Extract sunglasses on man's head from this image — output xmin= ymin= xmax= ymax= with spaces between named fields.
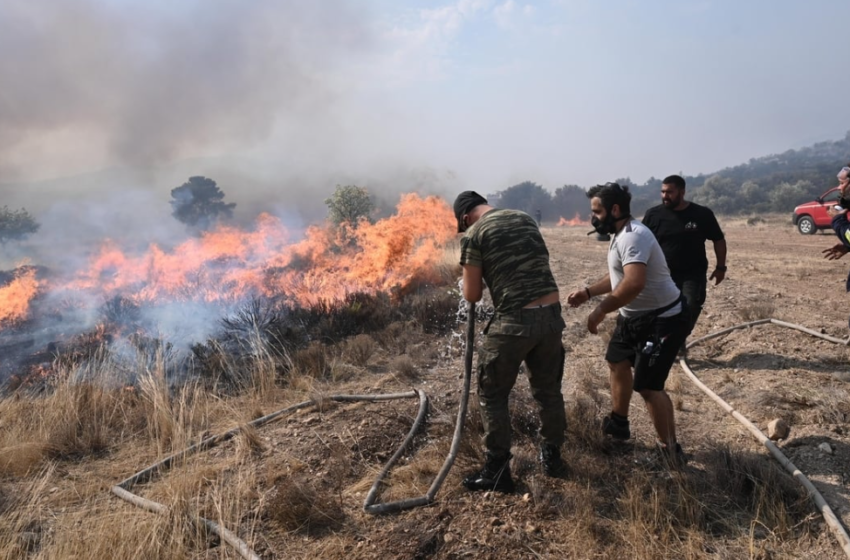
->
xmin=838 ymin=167 xmax=850 ymax=179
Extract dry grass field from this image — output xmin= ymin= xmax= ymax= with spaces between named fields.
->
xmin=1 ymin=213 xmax=849 ymax=559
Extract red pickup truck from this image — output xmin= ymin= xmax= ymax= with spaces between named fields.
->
xmin=793 ymin=187 xmax=841 ymax=234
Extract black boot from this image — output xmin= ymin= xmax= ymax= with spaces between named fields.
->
xmin=602 ymin=412 xmax=630 ymax=441
xmin=462 ymin=452 xmax=515 ymax=493
xmin=539 ymin=444 xmax=567 ymax=477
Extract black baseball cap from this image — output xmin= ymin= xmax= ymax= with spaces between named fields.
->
xmin=453 ymin=191 xmax=488 ymax=233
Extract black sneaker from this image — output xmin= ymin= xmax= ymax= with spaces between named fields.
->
xmin=602 ymin=413 xmax=630 ymax=441
xmin=539 ymin=444 xmax=568 ymax=478
xmin=462 ymin=453 xmax=515 ymax=493
xmin=656 ymin=441 xmax=688 ymax=469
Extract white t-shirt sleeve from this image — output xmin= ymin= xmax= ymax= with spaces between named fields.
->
xmin=618 ymin=231 xmax=652 ymax=266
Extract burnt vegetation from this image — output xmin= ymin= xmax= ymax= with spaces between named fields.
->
xmin=0 ymin=265 xmax=462 ymax=394
xmin=188 ymin=288 xmax=459 ymax=390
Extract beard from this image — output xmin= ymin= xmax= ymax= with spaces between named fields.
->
xmin=662 ymin=194 xmax=684 ymax=208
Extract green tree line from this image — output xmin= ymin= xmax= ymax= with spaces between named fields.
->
xmin=489 ymin=131 xmax=850 ymax=218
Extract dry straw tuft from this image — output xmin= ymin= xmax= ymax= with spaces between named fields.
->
xmin=390 ymin=355 xmax=418 ymax=380
xmin=343 ymin=334 xmax=377 ymax=367
xmin=265 ymin=475 xmax=345 ymax=533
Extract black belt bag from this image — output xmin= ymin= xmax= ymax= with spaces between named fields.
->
xmin=620 ymin=294 xmax=686 ymax=340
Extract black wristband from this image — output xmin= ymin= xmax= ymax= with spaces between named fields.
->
xmin=715 ymin=266 xmax=727 ymax=271
xmin=585 ymin=287 xmax=592 ymax=299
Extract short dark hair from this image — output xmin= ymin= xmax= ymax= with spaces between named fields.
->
xmin=662 ymin=175 xmax=686 ymax=190
xmin=587 ymin=182 xmax=631 ymax=215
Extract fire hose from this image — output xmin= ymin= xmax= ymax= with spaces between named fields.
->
xmin=680 ymin=318 xmax=850 ymax=559
xmin=107 ymin=309 xmax=850 ymax=557
xmin=110 ymin=301 xmax=477 ymax=559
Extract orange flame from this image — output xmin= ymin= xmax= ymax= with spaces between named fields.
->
xmin=557 ymin=212 xmax=590 ymax=227
xmin=269 ymin=194 xmax=456 ymax=304
xmin=17 ymin=194 xmax=456 ymax=319
xmin=0 ymin=268 xmax=40 ymax=325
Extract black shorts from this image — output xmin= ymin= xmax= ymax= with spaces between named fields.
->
xmin=605 ymin=310 xmax=690 ymax=392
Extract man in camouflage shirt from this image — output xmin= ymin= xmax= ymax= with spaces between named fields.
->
xmin=455 ymin=191 xmax=567 ymax=493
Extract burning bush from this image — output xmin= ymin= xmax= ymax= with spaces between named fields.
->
xmin=0 ymin=193 xmax=462 ymax=389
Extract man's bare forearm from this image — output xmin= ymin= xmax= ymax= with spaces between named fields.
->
xmin=713 ymin=239 xmax=727 ymax=268
xmin=586 ymin=275 xmax=612 ymax=298
xmin=596 ymin=284 xmax=642 ymax=315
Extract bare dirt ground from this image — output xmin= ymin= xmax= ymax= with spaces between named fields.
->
xmin=1 ymin=214 xmax=849 ymax=559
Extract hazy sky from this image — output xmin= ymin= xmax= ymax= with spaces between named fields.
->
xmin=2 ymin=0 xmax=849 ymax=193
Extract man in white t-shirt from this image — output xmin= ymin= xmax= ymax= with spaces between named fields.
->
xmin=567 ymin=182 xmax=690 ymax=467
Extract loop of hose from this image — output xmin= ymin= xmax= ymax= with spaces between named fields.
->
xmin=112 ymin=301 xmax=478 ymax=557
xmin=681 ymin=318 xmax=850 ymax=558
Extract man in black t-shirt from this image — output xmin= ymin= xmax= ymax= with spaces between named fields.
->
xmin=642 ymin=175 xmax=727 ymax=336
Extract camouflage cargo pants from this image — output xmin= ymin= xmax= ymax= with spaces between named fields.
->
xmin=476 ymin=303 xmax=567 ymax=457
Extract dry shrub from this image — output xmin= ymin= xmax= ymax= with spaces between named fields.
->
xmin=618 ymin=470 xmax=707 ymax=557
xmin=390 ymin=355 xmax=418 ymax=380
xmin=736 ymin=300 xmax=775 ymax=322
xmin=194 ymin=461 xmax=264 ymax=549
xmin=812 ymin=387 xmax=850 ymax=423
xmin=375 ymin=321 xmax=416 ymax=354
xmin=0 ymin=443 xmax=51 ymax=478
xmin=246 ymin=335 xmax=284 ymax=399
xmin=161 ymin=464 xmax=222 ymax=510
xmin=610 ymin=445 xmax=814 ymax=558
xmin=404 ymin=290 xmax=459 ymax=334
xmin=0 ymin=362 xmax=142 ymax=475
xmin=46 ymin=505 xmax=206 ymax=559
xmin=382 ymin=444 xmax=444 ymax=501
xmin=566 ymin=397 xmax=605 ymax=452
xmin=705 ymin=446 xmax=810 ymax=533
xmin=323 ymin=440 xmax=357 ymax=490
xmin=44 ymin=383 xmax=123 ymax=460
xmin=0 ymin=468 xmax=54 ymax=558
xmin=302 ymin=292 xmax=397 ymax=341
xmin=287 ymin=369 xmax=318 ymax=393
xmin=329 ymin=359 xmax=360 ymax=383
xmin=528 ymin=477 xmax=596 ymax=522
xmin=265 ymin=474 xmax=344 ymax=533
xmin=236 ymin=424 xmax=267 ymax=460
xmin=414 ymin=344 xmax=441 ymax=367
xmin=190 ymin=339 xmax=232 ymax=385
xmin=139 ymin=373 xmax=211 ymax=454
xmin=343 ymin=334 xmax=376 ymax=367
xmin=292 ymin=342 xmax=331 ymax=379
